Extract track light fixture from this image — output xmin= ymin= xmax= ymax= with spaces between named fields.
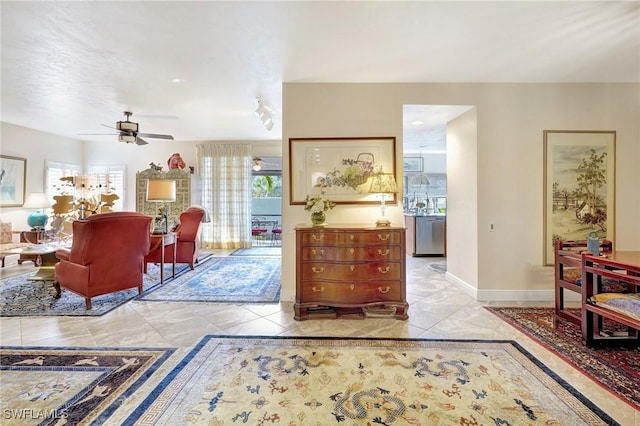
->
xmin=255 ymin=98 xmax=275 ymax=131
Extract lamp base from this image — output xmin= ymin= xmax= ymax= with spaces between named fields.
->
xmin=375 ymin=217 xmax=391 ymax=227
xmin=27 ymin=211 xmax=48 ymax=230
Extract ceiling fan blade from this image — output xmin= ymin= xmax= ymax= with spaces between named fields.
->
xmin=137 ymin=132 xmax=174 ymax=140
xmin=136 ymin=137 xmax=149 ymax=146
xmin=78 ymin=133 xmax=118 ymax=136
xmin=135 ymin=114 xmax=179 ymax=120
xmin=100 ymin=123 xmax=118 ymax=130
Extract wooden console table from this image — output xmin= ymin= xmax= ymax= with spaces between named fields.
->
xmin=581 ymin=251 xmax=640 ymax=346
xmin=294 ymin=224 xmax=408 ymax=320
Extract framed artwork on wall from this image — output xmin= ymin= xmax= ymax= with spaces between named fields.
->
xmin=403 ymin=157 xmax=423 ymax=173
xmin=289 ymin=137 xmax=397 ymax=205
xmin=543 ymin=130 xmax=616 ymax=266
xmin=0 ymin=155 xmax=27 ymax=207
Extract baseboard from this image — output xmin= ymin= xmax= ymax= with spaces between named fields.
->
xmin=445 ymin=272 xmax=562 ymax=302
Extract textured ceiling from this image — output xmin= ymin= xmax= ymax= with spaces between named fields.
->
xmin=2 ymin=1 xmax=638 ymax=152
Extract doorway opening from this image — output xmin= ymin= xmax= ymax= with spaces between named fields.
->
xmin=251 ymin=156 xmax=282 ymax=246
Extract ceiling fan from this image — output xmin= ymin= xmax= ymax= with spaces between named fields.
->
xmin=252 ymin=157 xmax=280 ymax=171
xmin=79 ymin=111 xmax=175 ymax=145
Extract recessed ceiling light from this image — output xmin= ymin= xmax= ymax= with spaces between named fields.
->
xmin=411 ymin=120 xmax=424 ymax=125
xmin=171 ymin=78 xmax=183 ymax=83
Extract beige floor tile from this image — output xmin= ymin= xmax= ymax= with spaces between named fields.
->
xmin=1 ymin=253 xmax=637 ymax=424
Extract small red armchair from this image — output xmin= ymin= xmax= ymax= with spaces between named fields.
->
xmin=54 ymin=212 xmax=152 ymax=309
xmin=144 ymin=206 xmax=204 ymax=272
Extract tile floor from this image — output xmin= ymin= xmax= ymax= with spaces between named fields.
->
xmin=0 ymin=252 xmax=637 ymax=424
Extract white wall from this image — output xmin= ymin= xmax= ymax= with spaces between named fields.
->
xmin=281 ymin=82 xmax=640 ymax=303
xmin=1 ymin=120 xmax=281 ymax=229
xmin=84 ymin=139 xmax=281 ymax=210
xmin=0 ymin=122 xmax=83 ymax=228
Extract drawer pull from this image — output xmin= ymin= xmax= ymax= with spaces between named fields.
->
xmin=311 ymin=234 xmax=324 ymax=241
xmin=311 ymin=267 xmax=325 ymax=274
xmin=312 ymin=249 xmax=325 ymax=257
xmin=378 ymin=286 xmax=391 ymax=294
xmin=377 ymin=249 xmax=390 ymax=256
xmin=377 ymin=234 xmax=390 ymax=241
xmin=378 ymin=266 xmax=391 ymax=274
xmin=349 ymin=248 xmax=355 ymax=255
xmin=350 ymin=284 xmax=355 ymax=290
xmin=349 ymin=234 xmax=355 ymax=240
xmin=349 ymin=265 xmax=355 ymax=272
xmin=312 ymin=286 xmax=324 ymax=293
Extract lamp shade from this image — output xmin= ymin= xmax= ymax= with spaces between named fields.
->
xmin=24 ymin=192 xmax=51 ymax=209
xmin=146 ymin=180 xmax=176 ymax=202
xmin=368 ymin=173 xmax=398 ymax=194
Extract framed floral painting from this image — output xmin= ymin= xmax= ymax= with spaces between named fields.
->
xmin=289 ymin=137 xmax=397 ymax=205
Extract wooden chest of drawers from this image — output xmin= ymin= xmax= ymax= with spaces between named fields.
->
xmin=294 ymin=225 xmax=408 ymax=320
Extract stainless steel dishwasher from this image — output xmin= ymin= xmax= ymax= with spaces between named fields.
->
xmin=415 ymin=215 xmax=446 ymax=256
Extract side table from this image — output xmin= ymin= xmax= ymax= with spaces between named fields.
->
xmin=150 ymin=233 xmax=177 ymax=284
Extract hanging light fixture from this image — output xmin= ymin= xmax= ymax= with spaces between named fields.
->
xmin=255 ymin=98 xmax=275 ymax=131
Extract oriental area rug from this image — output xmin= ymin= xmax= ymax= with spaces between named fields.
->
xmin=0 ymin=255 xmax=211 ymax=317
xmin=138 ymin=256 xmax=281 ymax=303
xmin=124 ymin=336 xmax=616 ymax=425
xmin=0 ymin=346 xmax=175 ymax=425
xmin=486 ymin=306 xmax=640 ymax=410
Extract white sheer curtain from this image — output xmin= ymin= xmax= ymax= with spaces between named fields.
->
xmin=196 ymin=143 xmax=252 ymax=249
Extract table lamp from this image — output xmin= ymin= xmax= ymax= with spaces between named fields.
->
xmin=24 ymin=192 xmax=51 ymax=230
xmin=368 ymin=173 xmax=398 ymax=227
xmin=146 ymin=179 xmax=176 ymax=234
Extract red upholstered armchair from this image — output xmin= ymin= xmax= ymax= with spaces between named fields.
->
xmin=144 ymin=206 xmax=204 ymax=271
xmin=54 ymin=212 xmax=152 ymax=309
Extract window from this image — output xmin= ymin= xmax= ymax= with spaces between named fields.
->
xmin=46 ymin=161 xmax=80 ymax=202
xmin=87 ymin=164 xmax=126 ymax=211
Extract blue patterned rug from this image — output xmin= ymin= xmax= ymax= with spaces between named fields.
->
xmin=138 ymin=257 xmax=281 ymax=303
xmin=124 ymin=336 xmax=618 ymax=425
xmin=230 ymin=247 xmax=281 ymax=256
xmin=0 ymin=345 xmax=174 ymax=424
xmin=0 ymin=255 xmax=211 ymax=317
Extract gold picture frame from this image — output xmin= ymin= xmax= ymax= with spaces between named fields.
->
xmin=289 ymin=137 xmax=397 ymax=205
xmin=543 ymin=130 xmax=616 ymax=265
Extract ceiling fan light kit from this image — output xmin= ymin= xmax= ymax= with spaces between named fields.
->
xmin=118 ymin=134 xmax=137 ymax=144
xmin=116 ymin=120 xmax=138 ymax=132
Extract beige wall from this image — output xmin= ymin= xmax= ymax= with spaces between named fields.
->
xmin=281 ymin=82 xmax=640 ymax=302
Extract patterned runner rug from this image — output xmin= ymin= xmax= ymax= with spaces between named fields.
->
xmin=0 ymin=346 xmax=174 ymax=425
xmin=125 ymin=336 xmax=616 ymax=425
xmin=138 ymin=257 xmax=281 ymax=303
xmin=486 ymin=306 xmax=640 ymax=410
xmin=0 ymin=254 xmax=212 ymax=317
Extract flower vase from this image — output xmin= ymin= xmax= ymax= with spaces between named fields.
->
xmin=311 ymin=211 xmax=326 ymax=226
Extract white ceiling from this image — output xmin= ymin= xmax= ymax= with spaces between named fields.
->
xmin=2 ymin=1 xmax=638 ymax=153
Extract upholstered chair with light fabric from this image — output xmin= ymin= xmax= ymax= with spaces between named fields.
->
xmin=144 ymin=206 xmax=205 ymax=272
xmin=54 ymin=212 xmax=152 ymax=309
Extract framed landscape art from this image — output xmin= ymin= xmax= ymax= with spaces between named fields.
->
xmin=289 ymin=137 xmax=396 ymax=205
xmin=0 ymin=155 xmax=26 ymax=207
xmin=543 ymin=130 xmax=616 ymax=265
